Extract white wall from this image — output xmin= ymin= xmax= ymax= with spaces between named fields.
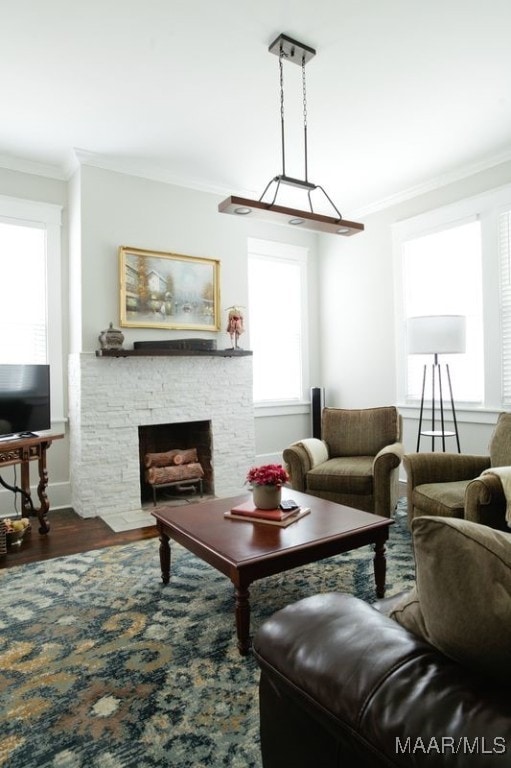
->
xmin=74 ymin=163 xmax=319 ymax=350
xmin=73 ymin=162 xmax=320 ymax=470
xmin=318 ymin=216 xmax=397 ymax=407
xmin=317 ymin=158 xmax=511 ymax=460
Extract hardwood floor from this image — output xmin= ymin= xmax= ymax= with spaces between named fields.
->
xmin=1 ymin=509 xmax=158 ymax=569
xmin=1 ymin=486 xmax=408 ymax=570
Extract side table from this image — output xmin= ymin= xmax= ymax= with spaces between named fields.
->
xmin=0 ymin=433 xmax=64 ymax=534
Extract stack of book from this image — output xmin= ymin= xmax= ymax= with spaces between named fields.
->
xmin=224 ymin=501 xmax=311 ymax=527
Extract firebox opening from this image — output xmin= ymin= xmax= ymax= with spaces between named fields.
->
xmin=138 ymin=420 xmax=213 ymax=504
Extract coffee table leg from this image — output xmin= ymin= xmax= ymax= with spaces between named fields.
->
xmin=373 ymin=538 xmax=387 ymax=598
xmin=159 ymin=530 xmax=171 ymax=584
xmin=234 ymin=586 xmax=251 ymax=656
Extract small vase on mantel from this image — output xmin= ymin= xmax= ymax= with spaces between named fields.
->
xmin=252 ymin=484 xmax=282 ymax=510
xmin=98 ymin=322 xmax=124 ymax=351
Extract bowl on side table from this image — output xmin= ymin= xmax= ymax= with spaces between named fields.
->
xmin=5 ymin=518 xmax=31 ymax=548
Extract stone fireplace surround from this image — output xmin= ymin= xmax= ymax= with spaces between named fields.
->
xmin=68 ymin=352 xmax=255 ymax=522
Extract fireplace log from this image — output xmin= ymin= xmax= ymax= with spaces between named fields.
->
xmin=145 ymin=462 xmax=204 ymax=486
xmin=144 ymin=448 xmax=198 ymax=468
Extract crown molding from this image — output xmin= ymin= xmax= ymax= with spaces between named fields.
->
xmin=2 ymin=145 xmax=511 ymax=215
xmin=349 ymin=147 xmax=511 ymax=219
xmin=71 ymin=149 xmax=246 ymax=198
xmin=0 ymin=153 xmax=68 ymax=181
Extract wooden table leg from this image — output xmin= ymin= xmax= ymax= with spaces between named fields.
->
xmin=20 ymin=442 xmax=51 ymax=534
xmin=159 ymin=529 xmax=171 ymax=584
xmin=373 ymin=535 xmax=387 ymax=598
xmin=20 ymin=459 xmax=32 ymax=517
xmin=35 ymin=446 xmax=50 ymax=533
xmin=234 ymin=585 xmax=251 ymax=656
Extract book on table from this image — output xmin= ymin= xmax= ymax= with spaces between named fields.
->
xmin=225 ymin=501 xmax=311 ymax=527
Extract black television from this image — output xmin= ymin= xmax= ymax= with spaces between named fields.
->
xmin=0 ymin=364 xmax=51 ymax=439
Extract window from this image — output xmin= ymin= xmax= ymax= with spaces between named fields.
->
xmin=0 ymin=195 xmax=63 ymax=421
xmin=248 ymin=238 xmax=308 ymax=404
xmin=0 ymin=222 xmax=47 ymax=362
xmin=402 ymin=220 xmax=484 ymax=404
xmin=394 ymin=183 xmax=511 ymax=413
xmin=499 ymin=210 xmax=511 ymax=406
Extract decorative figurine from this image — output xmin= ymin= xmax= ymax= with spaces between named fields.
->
xmin=226 ymin=306 xmax=244 ymax=349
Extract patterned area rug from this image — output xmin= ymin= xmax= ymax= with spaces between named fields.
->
xmin=0 ymin=501 xmax=414 ymax=768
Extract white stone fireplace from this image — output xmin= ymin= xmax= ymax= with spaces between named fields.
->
xmin=68 ymin=352 xmax=255 ymax=522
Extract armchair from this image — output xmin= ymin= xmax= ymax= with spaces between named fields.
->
xmin=283 ymin=406 xmax=403 ymax=518
xmin=404 ymin=411 xmax=511 ymax=530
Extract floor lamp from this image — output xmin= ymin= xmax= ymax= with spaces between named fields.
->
xmin=407 ymin=315 xmax=466 ymax=452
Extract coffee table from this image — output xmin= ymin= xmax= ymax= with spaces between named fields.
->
xmin=151 ymin=489 xmax=393 ymax=655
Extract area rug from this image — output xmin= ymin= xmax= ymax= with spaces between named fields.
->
xmin=0 ymin=501 xmax=415 ymax=768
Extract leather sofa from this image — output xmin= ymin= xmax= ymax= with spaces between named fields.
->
xmin=253 ymin=592 xmax=511 ymax=767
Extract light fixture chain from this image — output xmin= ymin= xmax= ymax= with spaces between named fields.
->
xmin=302 ymin=58 xmax=308 ymax=128
xmin=302 ymin=56 xmax=308 ymax=182
xmin=279 ymin=48 xmax=286 ymax=177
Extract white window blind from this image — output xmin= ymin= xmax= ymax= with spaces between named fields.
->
xmin=402 ymin=219 xmax=484 ymax=404
xmin=0 ymin=221 xmax=47 ymax=363
xmin=499 ymin=210 xmax=511 ymax=406
xmin=248 ymin=240 xmax=307 ymax=403
xmin=0 ymin=195 xmax=63 ymax=422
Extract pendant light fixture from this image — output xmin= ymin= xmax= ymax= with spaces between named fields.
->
xmin=218 ymin=33 xmax=364 ymax=237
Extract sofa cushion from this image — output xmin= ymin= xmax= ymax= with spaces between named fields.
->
xmin=412 ymin=480 xmax=469 ymax=517
xmin=306 ymin=457 xmax=373 ymax=495
xmin=391 ymin=516 xmax=511 ymax=682
xmin=322 ymin=406 xmax=399 ymax=457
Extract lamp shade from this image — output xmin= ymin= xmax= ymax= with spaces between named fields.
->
xmin=407 ymin=315 xmax=466 ymax=355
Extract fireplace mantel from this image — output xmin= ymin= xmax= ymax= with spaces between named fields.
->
xmin=95 ymin=348 xmax=252 ymax=358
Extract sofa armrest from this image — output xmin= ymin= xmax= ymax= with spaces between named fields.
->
xmin=253 ymin=593 xmax=511 ymax=768
xmin=282 ymin=444 xmax=312 ymax=492
xmin=373 ymin=441 xmax=404 ymax=470
xmin=465 ymin=474 xmax=509 ymax=530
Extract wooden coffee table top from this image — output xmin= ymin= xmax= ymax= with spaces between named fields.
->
xmin=152 ymin=488 xmax=392 ymax=583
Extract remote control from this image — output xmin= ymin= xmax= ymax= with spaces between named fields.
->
xmin=279 ymin=499 xmax=299 ymax=511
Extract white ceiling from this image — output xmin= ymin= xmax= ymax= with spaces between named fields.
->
xmin=2 ymin=0 xmax=511 ymax=215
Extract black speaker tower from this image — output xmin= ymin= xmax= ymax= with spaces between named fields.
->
xmin=310 ymin=387 xmax=325 ymax=439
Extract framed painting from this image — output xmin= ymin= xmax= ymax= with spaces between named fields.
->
xmin=119 ymin=246 xmax=220 ymax=331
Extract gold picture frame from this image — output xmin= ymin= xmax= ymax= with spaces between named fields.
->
xmin=119 ymin=246 xmax=220 ymax=331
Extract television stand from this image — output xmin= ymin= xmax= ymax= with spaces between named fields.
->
xmin=0 ymin=433 xmax=64 ymax=534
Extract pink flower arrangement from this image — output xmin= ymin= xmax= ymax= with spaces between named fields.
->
xmin=246 ymin=463 xmax=289 ymax=487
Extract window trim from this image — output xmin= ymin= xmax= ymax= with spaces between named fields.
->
xmin=401 ymin=218 xmax=484 ymax=406
xmin=248 ymin=237 xmax=310 ymax=409
xmin=0 ymin=194 xmax=64 ymax=423
xmin=393 ymin=182 xmax=511 ymax=414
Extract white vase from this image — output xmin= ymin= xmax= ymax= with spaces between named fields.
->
xmin=252 ymin=484 xmax=282 ymax=510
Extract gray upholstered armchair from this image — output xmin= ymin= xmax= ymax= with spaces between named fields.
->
xmin=403 ymin=411 xmax=511 ymax=531
xmin=283 ymin=406 xmax=403 ymax=518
